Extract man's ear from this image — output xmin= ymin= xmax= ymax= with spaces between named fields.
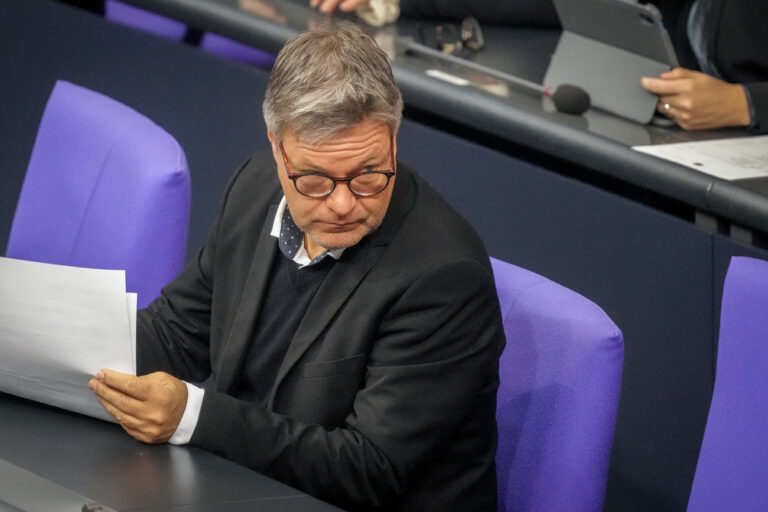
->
xmin=391 ymin=129 xmax=398 ymax=163
xmin=266 ymin=129 xmax=282 ymax=169
xmin=267 ymin=129 xmax=278 ymax=156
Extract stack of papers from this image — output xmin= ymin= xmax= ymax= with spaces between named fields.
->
xmin=633 ymin=135 xmax=768 ymax=181
xmin=0 ymin=257 xmax=136 ymax=422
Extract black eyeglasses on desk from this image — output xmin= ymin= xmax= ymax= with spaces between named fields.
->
xmin=419 ymin=17 xmax=485 ymax=56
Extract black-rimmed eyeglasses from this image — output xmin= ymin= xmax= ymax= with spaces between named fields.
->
xmin=279 ymin=140 xmax=396 ymax=199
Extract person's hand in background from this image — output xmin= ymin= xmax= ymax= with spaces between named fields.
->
xmin=642 ymin=68 xmax=751 ymax=130
xmin=310 ymin=0 xmax=370 ymax=15
xmin=240 ymin=0 xmax=287 ymax=23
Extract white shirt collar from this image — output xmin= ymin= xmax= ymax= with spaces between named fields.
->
xmin=270 ymin=196 xmax=345 ymax=268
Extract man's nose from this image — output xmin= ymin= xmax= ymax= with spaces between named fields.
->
xmin=325 ymin=183 xmax=357 ymax=216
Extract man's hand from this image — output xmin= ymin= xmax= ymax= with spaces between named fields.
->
xmin=88 ymin=369 xmax=188 ymax=444
xmin=309 ymin=0 xmax=369 ymax=15
xmin=641 ymin=68 xmax=751 ymax=130
xmin=239 ymin=0 xmax=286 ymax=23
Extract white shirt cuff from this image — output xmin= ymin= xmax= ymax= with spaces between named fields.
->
xmin=168 ymin=381 xmax=204 ymax=445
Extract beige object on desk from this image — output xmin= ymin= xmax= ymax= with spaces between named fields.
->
xmin=356 ymin=0 xmax=399 ymax=26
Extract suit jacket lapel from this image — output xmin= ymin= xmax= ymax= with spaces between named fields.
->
xmin=215 ymin=204 xmax=278 ymax=394
xmin=704 ymin=0 xmax=725 ymax=72
xmin=269 ymin=240 xmax=382 ymax=403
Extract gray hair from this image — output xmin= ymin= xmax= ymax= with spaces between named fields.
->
xmin=263 ymin=22 xmax=403 ymax=143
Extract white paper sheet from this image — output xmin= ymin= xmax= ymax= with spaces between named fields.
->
xmin=633 ymin=135 xmax=768 ymax=181
xmin=0 ymin=257 xmax=136 ymax=422
xmin=127 ymin=292 xmax=137 ymax=375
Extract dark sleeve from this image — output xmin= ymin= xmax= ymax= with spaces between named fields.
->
xmin=399 ymin=0 xmax=559 ymax=27
xmin=744 ymin=82 xmax=768 ymax=132
xmin=135 ymin=158 xmax=250 ymax=381
xmin=641 ymin=0 xmax=699 ymax=69
xmin=190 ymin=259 xmax=504 ymax=509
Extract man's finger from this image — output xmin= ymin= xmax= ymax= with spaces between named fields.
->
xmin=339 ymin=0 xmax=367 ymax=11
xmin=656 ymin=100 xmax=678 ymax=120
xmin=656 ymin=95 xmax=677 ymax=114
xmin=96 ymin=397 xmax=158 ymax=443
xmin=317 ymin=0 xmax=342 ymax=13
xmin=641 ymin=76 xmax=686 ymax=96
xmin=659 ymin=67 xmax=690 ymax=80
xmin=95 ymin=395 xmax=141 ymax=426
xmin=89 ymin=377 xmax=145 ymax=416
xmin=96 ymin=369 xmax=149 ymax=400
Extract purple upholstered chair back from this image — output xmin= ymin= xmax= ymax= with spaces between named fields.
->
xmin=105 ymin=0 xmax=187 ymax=40
xmin=491 ymin=257 xmax=624 ymax=512
xmin=687 ymin=256 xmax=768 ymax=511
xmin=200 ymin=33 xmax=276 ymax=68
xmin=105 ymin=0 xmax=275 ymax=68
xmin=6 ymin=80 xmax=190 ymax=309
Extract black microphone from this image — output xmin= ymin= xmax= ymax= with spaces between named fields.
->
xmin=395 ymin=37 xmax=591 ymax=115
xmin=545 ymin=84 xmax=591 ymax=115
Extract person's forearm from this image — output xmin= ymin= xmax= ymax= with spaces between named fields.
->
xmin=192 ymin=391 xmax=404 ymax=509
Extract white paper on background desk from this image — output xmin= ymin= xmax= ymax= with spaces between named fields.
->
xmin=0 ymin=257 xmax=136 ymax=422
xmin=633 ymin=135 xmax=768 ymax=181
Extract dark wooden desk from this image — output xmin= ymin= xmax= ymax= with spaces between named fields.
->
xmin=0 ymin=393 xmax=341 ymax=511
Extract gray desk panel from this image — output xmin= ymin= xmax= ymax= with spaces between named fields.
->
xmin=0 ymin=459 xmax=102 ymax=512
xmin=0 ymin=393 xmax=331 ymax=511
xmin=0 ymin=393 xmax=342 ymax=511
xmin=155 ymin=496 xmax=343 ymax=512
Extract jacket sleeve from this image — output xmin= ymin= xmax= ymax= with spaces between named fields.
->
xmin=399 ymin=0 xmax=559 ymax=26
xmin=744 ymin=82 xmax=768 ymax=132
xmin=190 ymin=259 xmax=504 ymax=510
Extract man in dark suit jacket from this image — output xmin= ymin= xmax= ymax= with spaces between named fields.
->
xmin=641 ymin=0 xmax=768 ymax=131
xmin=89 ymin=21 xmax=505 ymax=512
